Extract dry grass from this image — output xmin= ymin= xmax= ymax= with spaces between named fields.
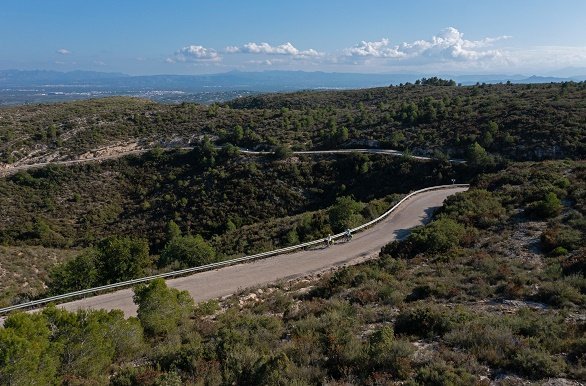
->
xmin=0 ymin=245 xmax=78 ymax=307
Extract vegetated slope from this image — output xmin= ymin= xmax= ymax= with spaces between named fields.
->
xmin=0 ymin=144 xmax=461 ymax=254
xmin=0 ymin=245 xmax=77 ymax=308
xmin=1 ymin=161 xmax=583 ymax=385
xmin=0 ymin=147 xmax=460 ymax=307
xmin=1 ymin=82 xmax=585 ymax=166
xmin=227 ymin=81 xmax=586 ymax=159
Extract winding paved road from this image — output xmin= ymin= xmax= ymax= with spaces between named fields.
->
xmin=55 ymin=186 xmax=467 ymax=317
xmin=0 ymin=147 xmax=465 ymax=176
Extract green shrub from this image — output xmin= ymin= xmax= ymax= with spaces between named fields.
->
xmin=533 ymin=281 xmax=584 ymax=307
xmin=551 ymin=246 xmax=568 ymax=256
xmin=414 ymin=360 xmax=478 ymax=386
xmin=94 ymin=236 xmax=151 ymax=284
xmin=272 ymin=144 xmax=293 ymax=159
xmin=368 ymin=326 xmax=414 ymax=379
xmin=408 ymin=218 xmax=467 ymax=254
xmin=395 ymin=305 xmax=469 ymax=338
xmin=328 ymin=196 xmax=364 ymax=232
xmin=531 ymin=192 xmax=563 ymax=218
xmin=512 ymin=348 xmax=566 ymax=379
xmin=440 ymin=189 xmax=506 ymax=228
xmin=133 ymin=279 xmax=194 ymax=338
xmin=159 ymin=235 xmax=216 ymax=269
xmin=541 ymin=225 xmax=583 ymax=252
xmin=48 ymin=249 xmax=99 ymax=294
xmin=445 ymin=321 xmax=517 ymax=368
xmin=562 ymin=248 xmax=586 ymax=275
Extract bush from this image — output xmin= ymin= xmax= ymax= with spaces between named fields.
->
xmin=158 ymin=235 xmax=216 ymax=269
xmin=395 ymin=305 xmax=468 ymax=338
xmin=541 ymin=225 xmax=583 ymax=252
xmin=0 ymin=313 xmax=58 ymax=385
xmin=512 ymin=348 xmax=566 ymax=379
xmin=533 ymin=281 xmax=584 ymax=307
xmin=133 ymin=279 xmax=194 ymax=338
xmin=440 ymin=189 xmax=506 ymax=228
xmin=328 ymin=196 xmax=364 ymax=232
xmin=49 ymin=249 xmax=99 ymax=294
xmin=414 ymin=360 xmax=478 ymax=386
xmin=408 ymin=218 xmax=467 ymax=254
xmin=562 ymin=248 xmax=586 ymax=275
xmin=94 ymin=236 xmax=151 ymax=284
xmin=272 ymin=144 xmax=293 ymax=159
xmin=368 ymin=326 xmax=414 ymax=379
xmin=445 ymin=321 xmax=517 ymax=368
xmin=531 ymin=192 xmax=563 ymax=218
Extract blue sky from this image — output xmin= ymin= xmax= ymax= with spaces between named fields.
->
xmin=1 ymin=0 xmax=586 ymax=75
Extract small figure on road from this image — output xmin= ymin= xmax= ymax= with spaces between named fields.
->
xmin=326 ymin=234 xmax=333 ymax=247
xmin=344 ymin=228 xmax=353 ymax=242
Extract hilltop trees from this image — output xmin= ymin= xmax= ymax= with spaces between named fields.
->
xmin=415 ymin=77 xmax=457 ymax=86
xmin=467 ymin=142 xmax=495 ymax=168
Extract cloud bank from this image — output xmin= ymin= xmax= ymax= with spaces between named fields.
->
xmin=343 ymin=27 xmax=510 ymax=63
xmin=164 ymin=28 xmax=586 ymax=72
xmin=235 ymin=42 xmax=321 ymax=57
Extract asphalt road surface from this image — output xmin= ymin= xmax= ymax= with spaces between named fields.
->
xmin=56 ymin=186 xmax=467 ymax=317
xmin=0 ymin=147 xmax=465 ymax=177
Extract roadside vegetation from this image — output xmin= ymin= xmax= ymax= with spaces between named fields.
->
xmin=0 ymin=144 xmax=461 ymax=305
xmin=1 ymin=161 xmax=584 ymax=384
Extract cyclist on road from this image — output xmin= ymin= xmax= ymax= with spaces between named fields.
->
xmin=326 ymin=234 xmax=333 ymax=247
xmin=344 ymin=228 xmax=353 ymax=241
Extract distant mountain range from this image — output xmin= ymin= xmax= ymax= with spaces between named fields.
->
xmin=1 ymin=69 xmax=585 ymax=105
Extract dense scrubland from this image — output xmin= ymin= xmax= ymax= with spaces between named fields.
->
xmin=1 ymin=161 xmax=585 ymax=385
xmin=1 ymin=81 xmax=585 ymax=165
xmin=1 ymin=81 xmax=585 ymax=384
xmin=0 ymin=145 xmax=464 ymax=306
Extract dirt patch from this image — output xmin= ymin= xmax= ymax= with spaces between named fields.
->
xmin=77 ymin=141 xmax=143 ymax=160
xmin=485 ymin=220 xmax=547 ymax=268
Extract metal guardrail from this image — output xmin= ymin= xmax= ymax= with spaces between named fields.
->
xmin=0 ymin=184 xmax=469 ymax=315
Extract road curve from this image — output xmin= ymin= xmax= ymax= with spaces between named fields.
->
xmin=56 ymin=186 xmax=467 ymax=317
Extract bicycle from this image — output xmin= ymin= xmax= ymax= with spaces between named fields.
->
xmin=325 ymin=235 xmax=334 ymax=247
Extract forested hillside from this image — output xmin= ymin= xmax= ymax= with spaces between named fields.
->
xmin=0 ymin=143 xmax=463 ymax=306
xmin=1 ymin=82 xmax=585 ymax=166
xmin=1 ymin=161 xmax=584 ymax=384
xmin=0 ymin=82 xmax=585 ymax=384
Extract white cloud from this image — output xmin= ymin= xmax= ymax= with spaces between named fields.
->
xmin=344 ymin=38 xmax=404 ymax=58
xmin=224 ymin=45 xmax=240 ymax=53
xmin=169 ymin=45 xmax=221 ymax=63
xmin=230 ymin=42 xmax=322 ymax=57
xmin=344 ymin=27 xmax=510 ymax=63
xmin=56 ymin=48 xmax=71 ymax=55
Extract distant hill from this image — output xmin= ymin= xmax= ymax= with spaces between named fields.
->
xmin=2 ymin=69 xmax=585 ymax=90
xmin=0 ymin=69 xmax=585 ymax=106
xmin=0 ymin=69 xmax=129 ymax=85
